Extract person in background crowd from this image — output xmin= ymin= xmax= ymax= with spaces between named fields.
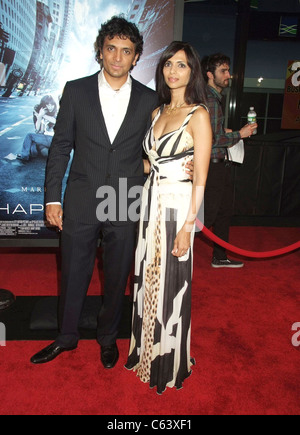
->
xmin=201 ymin=53 xmax=257 ymax=268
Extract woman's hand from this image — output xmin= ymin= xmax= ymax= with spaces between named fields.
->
xmin=38 ymin=108 xmax=47 ymax=118
xmin=172 ymin=225 xmax=191 ymax=258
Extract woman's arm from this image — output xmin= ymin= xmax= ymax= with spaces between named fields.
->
xmin=172 ymin=107 xmax=212 ymax=257
xmin=143 ymin=159 xmax=151 ymax=174
xmin=43 ymin=114 xmax=57 ymax=124
xmin=143 ymin=107 xmax=160 ymax=175
xmin=34 ymin=108 xmax=47 ymax=133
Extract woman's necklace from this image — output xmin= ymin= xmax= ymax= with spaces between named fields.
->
xmin=165 ymin=102 xmax=185 ymax=116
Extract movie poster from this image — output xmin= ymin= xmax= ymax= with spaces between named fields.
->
xmin=0 ymin=0 xmax=174 ymax=240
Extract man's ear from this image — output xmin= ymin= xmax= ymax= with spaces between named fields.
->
xmin=207 ymin=71 xmax=214 ymax=81
xmin=132 ymin=53 xmax=139 ymax=67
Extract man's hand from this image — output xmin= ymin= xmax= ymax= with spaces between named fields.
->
xmin=46 ymin=204 xmax=63 ymax=231
xmin=239 ymin=123 xmax=258 ymax=139
xmin=185 ymin=160 xmax=194 ymax=180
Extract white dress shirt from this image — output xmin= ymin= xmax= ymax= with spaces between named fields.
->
xmin=47 ymin=70 xmax=132 ymax=206
xmin=98 ymin=69 xmax=132 ymax=144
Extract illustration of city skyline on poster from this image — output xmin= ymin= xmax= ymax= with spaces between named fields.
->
xmin=0 ymin=0 xmax=174 ymax=240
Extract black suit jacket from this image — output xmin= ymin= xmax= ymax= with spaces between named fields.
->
xmin=45 ymin=72 xmax=158 ymax=225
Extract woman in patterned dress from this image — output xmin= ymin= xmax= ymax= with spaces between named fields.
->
xmin=125 ymin=42 xmax=212 ymax=394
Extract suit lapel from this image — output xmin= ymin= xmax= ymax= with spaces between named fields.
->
xmin=87 ymin=73 xmax=111 ymax=146
xmin=112 ymin=78 xmax=140 ymax=147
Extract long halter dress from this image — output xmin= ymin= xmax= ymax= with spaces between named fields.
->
xmin=125 ymin=105 xmax=206 ymax=394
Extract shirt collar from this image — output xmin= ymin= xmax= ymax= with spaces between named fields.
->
xmin=208 ymin=85 xmax=222 ymax=102
xmin=98 ymin=69 xmax=132 ymax=92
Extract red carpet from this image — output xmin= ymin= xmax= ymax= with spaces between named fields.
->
xmin=0 ymin=227 xmax=299 ymax=415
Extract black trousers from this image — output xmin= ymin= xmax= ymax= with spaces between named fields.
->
xmin=55 ymin=217 xmax=137 ymax=348
xmin=204 ymin=161 xmax=234 ymax=260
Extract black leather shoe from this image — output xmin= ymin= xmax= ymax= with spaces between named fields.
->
xmin=100 ymin=344 xmax=119 ymax=369
xmin=30 ymin=342 xmax=77 ymax=365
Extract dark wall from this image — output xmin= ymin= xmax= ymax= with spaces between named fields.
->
xmin=183 ymin=0 xmax=300 ymax=81
xmin=232 ymin=140 xmax=300 ymax=226
xmin=183 ymin=2 xmax=236 ymax=62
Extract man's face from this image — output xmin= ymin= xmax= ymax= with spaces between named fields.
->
xmin=209 ymin=63 xmax=231 ymax=92
xmin=100 ymin=36 xmax=139 ymax=83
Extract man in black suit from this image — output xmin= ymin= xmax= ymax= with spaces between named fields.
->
xmin=30 ymin=17 xmax=159 ymax=368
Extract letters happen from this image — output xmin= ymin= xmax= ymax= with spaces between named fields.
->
xmin=0 ymin=204 xmax=44 ymax=215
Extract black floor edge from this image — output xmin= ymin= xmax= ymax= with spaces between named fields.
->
xmin=0 ymin=296 xmax=132 ymax=341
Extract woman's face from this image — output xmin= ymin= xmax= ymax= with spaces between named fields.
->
xmin=163 ymin=50 xmax=191 ymax=90
xmin=46 ymin=103 xmax=55 ymax=113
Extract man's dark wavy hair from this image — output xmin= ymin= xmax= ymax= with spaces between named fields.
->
xmin=155 ymin=41 xmax=208 ymax=107
xmin=201 ymin=53 xmax=231 ymax=82
xmin=94 ymin=15 xmax=144 ymax=69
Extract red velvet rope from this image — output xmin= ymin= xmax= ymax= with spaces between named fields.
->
xmin=196 ymin=219 xmax=300 ymax=259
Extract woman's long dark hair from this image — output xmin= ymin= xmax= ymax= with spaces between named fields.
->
xmin=155 ymin=41 xmax=207 ymax=107
xmin=36 ymin=95 xmax=57 ymax=116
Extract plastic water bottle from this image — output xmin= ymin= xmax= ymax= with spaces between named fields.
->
xmin=247 ymin=107 xmax=257 ymax=135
